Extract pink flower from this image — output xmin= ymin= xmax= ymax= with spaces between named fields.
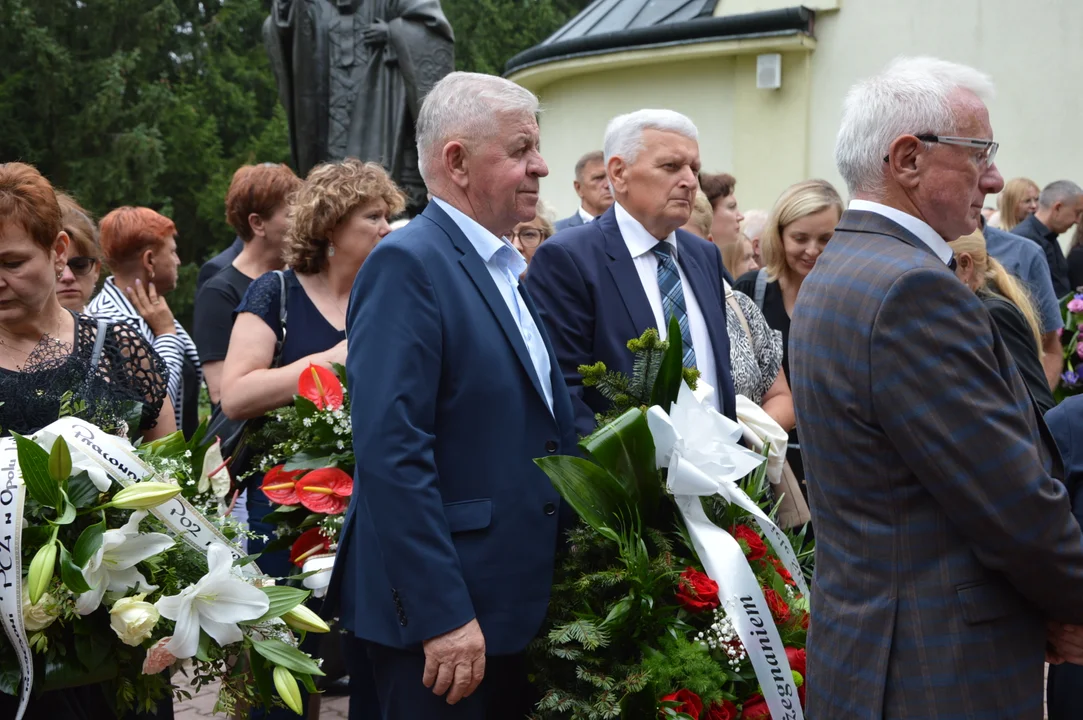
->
xmin=1076 ymin=343 xmax=1083 ymax=360
xmin=1069 ymin=298 xmax=1083 ymax=314
xmin=142 ymin=637 xmax=177 ymax=675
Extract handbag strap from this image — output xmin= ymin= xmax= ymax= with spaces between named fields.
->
xmin=725 ymin=282 xmax=754 ymax=350
xmin=753 ymin=267 xmax=768 ymax=311
xmin=272 ymin=269 xmax=288 ymax=368
xmin=89 ymin=318 xmax=109 ymax=371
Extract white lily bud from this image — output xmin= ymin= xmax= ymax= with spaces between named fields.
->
xmin=111 ymin=482 xmax=182 ymax=510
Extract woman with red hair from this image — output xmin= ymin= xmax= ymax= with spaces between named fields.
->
xmin=88 ymin=206 xmax=202 ymax=438
xmin=0 ymin=162 xmax=174 ymax=442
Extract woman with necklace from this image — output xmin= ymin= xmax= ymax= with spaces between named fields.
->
xmin=0 ymin=166 xmax=176 ymax=718
xmin=220 ymin=158 xmax=404 ymax=720
xmin=735 ymin=179 xmax=844 ymax=508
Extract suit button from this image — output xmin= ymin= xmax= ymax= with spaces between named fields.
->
xmin=545 ymin=440 xmax=558 ymax=453
xmin=543 ymin=502 xmax=556 ymax=516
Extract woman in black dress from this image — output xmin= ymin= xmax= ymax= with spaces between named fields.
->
xmin=0 ymin=164 xmax=174 ymax=718
xmin=950 ymin=229 xmax=1055 ymax=414
xmin=735 ymin=179 xmax=843 ymax=495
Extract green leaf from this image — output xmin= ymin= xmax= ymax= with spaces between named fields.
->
xmin=283 ymin=452 xmax=333 ymax=471
xmin=580 ymin=408 xmax=660 ymax=519
xmin=247 ymin=586 xmax=310 ymax=623
xmin=141 ymin=430 xmax=187 ymax=457
xmin=12 ymin=432 xmax=61 ymax=508
xmin=44 ymin=647 xmax=117 ymax=691
xmin=248 ymin=647 xmax=278 ymax=707
xmin=58 ymin=543 xmax=91 ymax=594
xmin=534 ymin=456 xmax=632 ymax=535
xmin=48 ymin=437 xmax=72 ymax=483
xmin=252 ymin=638 xmax=325 ymax=676
xmin=72 ymin=518 xmax=106 ymax=567
xmin=297 ymin=671 xmax=318 ymax=694
xmin=649 ymin=316 xmax=686 ymax=412
xmin=67 ymin=471 xmax=102 ymax=509
xmin=294 ymin=397 xmax=319 ymax=419
xmin=52 ymin=496 xmax=76 ymax=525
xmin=195 ymin=630 xmax=213 ymax=663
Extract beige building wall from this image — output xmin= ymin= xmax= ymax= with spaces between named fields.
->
xmin=535 ymin=57 xmax=739 ymax=220
xmin=513 ymin=0 xmax=1083 ymax=227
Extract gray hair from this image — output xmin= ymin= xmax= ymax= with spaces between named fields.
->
xmin=603 ymin=109 xmax=699 ymax=166
xmin=574 ymin=150 xmax=604 ymax=181
xmin=416 ymin=72 xmax=540 ymax=184
xmin=1039 ymin=180 xmax=1083 ymax=209
xmin=835 ymin=56 xmax=995 ymax=195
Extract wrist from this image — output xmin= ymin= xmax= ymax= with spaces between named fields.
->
xmin=153 ymin=324 xmax=177 ymax=336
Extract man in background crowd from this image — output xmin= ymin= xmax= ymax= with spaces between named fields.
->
xmin=1012 ymin=179 xmax=1083 ymax=297
xmin=554 ymin=150 xmax=613 ymax=231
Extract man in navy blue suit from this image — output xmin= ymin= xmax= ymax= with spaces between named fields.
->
xmin=526 ymin=109 xmax=737 ymax=437
xmin=553 ymin=150 xmax=613 ymax=232
xmin=330 ymin=72 xmax=578 ymax=719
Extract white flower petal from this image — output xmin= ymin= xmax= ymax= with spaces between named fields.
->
xmin=103 ymin=533 xmax=174 ymax=570
xmin=204 ymin=543 xmax=236 ymax=577
xmin=197 ymin=580 xmax=270 ymax=624
xmin=118 ymin=510 xmax=149 ymax=537
xmin=76 ymin=579 xmax=107 ymax=616
xmin=105 ymin=566 xmax=156 ymax=594
xmin=163 ymin=602 xmax=201 ymax=660
xmin=155 ymin=587 xmax=194 ymax=622
xmin=198 ymin=616 xmax=245 ymax=647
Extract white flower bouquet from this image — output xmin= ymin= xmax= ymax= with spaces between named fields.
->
xmin=0 ymin=418 xmax=328 ymax=719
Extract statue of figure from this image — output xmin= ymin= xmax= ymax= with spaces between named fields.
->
xmin=263 ymin=0 xmax=454 ymax=214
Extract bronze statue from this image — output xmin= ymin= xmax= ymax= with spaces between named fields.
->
xmin=263 ymin=0 xmax=454 ymax=214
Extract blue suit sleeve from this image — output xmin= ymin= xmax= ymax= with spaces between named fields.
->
xmin=525 ymin=240 xmax=597 ymax=437
xmin=1045 ymin=401 xmax=1083 ymax=529
xmin=1025 ymin=246 xmax=1064 ymax=332
xmin=346 ymin=242 xmax=475 ymax=643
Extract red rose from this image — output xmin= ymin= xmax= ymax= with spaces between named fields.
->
xmin=676 ymin=567 xmax=720 ymax=613
xmin=731 ymin=525 xmax=767 ymax=561
xmin=768 ymin=556 xmax=794 ymax=585
xmin=704 ymin=699 xmax=739 ymax=720
xmin=799 ymin=611 xmax=810 ymax=630
xmin=786 ymin=647 xmax=807 ymax=705
xmin=763 ymin=588 xmax=790 ymax=623
xmin=740 ymin=694 xmax=770 ymax=720
xmin=660 ymin=689 xmax=703 ymax=719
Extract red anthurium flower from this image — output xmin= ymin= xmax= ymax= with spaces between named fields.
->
xmin=295 ymin=467 xmax=354 ymax=514
xmin=298 ymin=364 xmax=344 ymax=411
xmin=660 ymin=689 xmax=703 ymax=719
xmin=261 ymin=465 xmax=304 ymax=505
xmin=290 ymin=527 xmax=332 ymax=568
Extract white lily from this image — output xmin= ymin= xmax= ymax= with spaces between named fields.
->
xmin=155 ymin=543 xmax=270 ymax=659
xmin=197 ymin=437 xmax=232 ymax=498
xmin=76 ymin=511 xmax=176 ymax=615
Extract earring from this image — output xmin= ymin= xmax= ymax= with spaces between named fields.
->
xmin=328 ymin=242 xmax=336 ymax=258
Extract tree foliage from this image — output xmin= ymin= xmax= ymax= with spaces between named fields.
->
xmin=0 ymin=0 xmax=590 ymax=325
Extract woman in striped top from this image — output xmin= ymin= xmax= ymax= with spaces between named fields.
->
xmin=87 ymin=207 xmax=202 ymax=438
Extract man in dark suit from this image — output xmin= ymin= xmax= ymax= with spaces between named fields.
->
xmin=553 ymin=150 xmax=613 ymax=232
xmin=527 ymin=109 xmax=736 ymax=437
xmin=330 ymin=71 xmax=578 ymax=719
xmin=1045 ymin=396 xmax=1083 ymax=719
xmin=790 ymin=56 xmax=1083 ymax=719
xmin=1012 ymin=179 xmax=1083 ymax=297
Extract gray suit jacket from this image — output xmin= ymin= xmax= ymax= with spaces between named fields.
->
xmin=790 ymin=209 xmax=1083 ymax=719
xmin=554 ymin=210 xmax=585 ymax=232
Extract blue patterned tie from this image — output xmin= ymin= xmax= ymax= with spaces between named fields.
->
xmin=652 ymin=242 xmax=696 ymax=369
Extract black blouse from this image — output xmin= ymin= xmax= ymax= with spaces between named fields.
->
xmin=0 ymin=313 xmax=168 ymax=436
xmin=981 ymin=291 xmax=1056 ymax=416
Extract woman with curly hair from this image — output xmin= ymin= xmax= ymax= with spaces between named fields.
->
xmin=220 ymin=159 xmax=402 ymax=720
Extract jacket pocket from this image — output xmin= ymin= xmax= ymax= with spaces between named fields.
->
xmin=956 ymin=579 xmax=1025 ymax=624
xmin=443 ymin=499 xmax=492 ymax=534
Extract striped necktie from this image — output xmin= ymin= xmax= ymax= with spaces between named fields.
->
xmin=652 ymin=241 xmax=696 ymax=369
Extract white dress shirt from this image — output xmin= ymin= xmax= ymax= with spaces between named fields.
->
xmin=433 ymin=198 xmax=554 ymax=413
xmin=577 ymin=206 xmax=595 ymax=224
xmin=849 ymin=199 xmax=954 ymax=265
xmin=614 ymin=202 xmax=720 ymax=411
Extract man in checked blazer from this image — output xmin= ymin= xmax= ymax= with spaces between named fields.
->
xmin=790 ymin=56 xmax=1083 ymax=719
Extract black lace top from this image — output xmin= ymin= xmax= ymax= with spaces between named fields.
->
xmin=0 ymin=313 xmax=168 ymax=437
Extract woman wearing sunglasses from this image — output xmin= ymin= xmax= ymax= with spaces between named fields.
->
xmin=54 ymin=193 xmax=102 ymax=312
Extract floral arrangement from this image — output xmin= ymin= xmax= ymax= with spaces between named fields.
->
xmin=247 ymin=364 xmax=354 ymax=596
xmin=1059 ymin=293 xmax=1083 ymax=397
xmin=0 ymin=418 xmax=330 ymax=718
xmin=529 ymin=321 xmax=812 ymax=720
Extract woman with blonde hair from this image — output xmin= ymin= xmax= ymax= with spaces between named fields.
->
xmin=510 ymin=198 xmax=556 ymax=264
xmin=996 ymin=177 xmax=1040 ymax=231
xmin=734 ymin=178 xmax=843 ymax=489
xmin=950 ymin=229 xmax=1054 ymax=413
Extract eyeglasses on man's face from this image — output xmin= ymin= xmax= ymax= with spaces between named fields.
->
xmin=67 ymin=256 xmax=100 ymax=277
xmin=510 ymin=228 xmax=548 ymax=247
xmin=883 ymin=134 xmax=999 ymax=169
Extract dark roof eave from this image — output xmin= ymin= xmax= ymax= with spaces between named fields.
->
xmin=505 ymin=5 xmax=813 ymax=77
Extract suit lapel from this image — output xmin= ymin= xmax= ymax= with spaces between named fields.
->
xmin=837 ymin=209 xmax=941 ymax=263
xmin=423 ymin=202 xmax=552 ymax=415
xmin=521 ymin=287 xmax=573 ymax=429
xmin=674 ymin=236 xmax=727 ymax=365
xmin=599 ymin=208 xmax=655 ymax=337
